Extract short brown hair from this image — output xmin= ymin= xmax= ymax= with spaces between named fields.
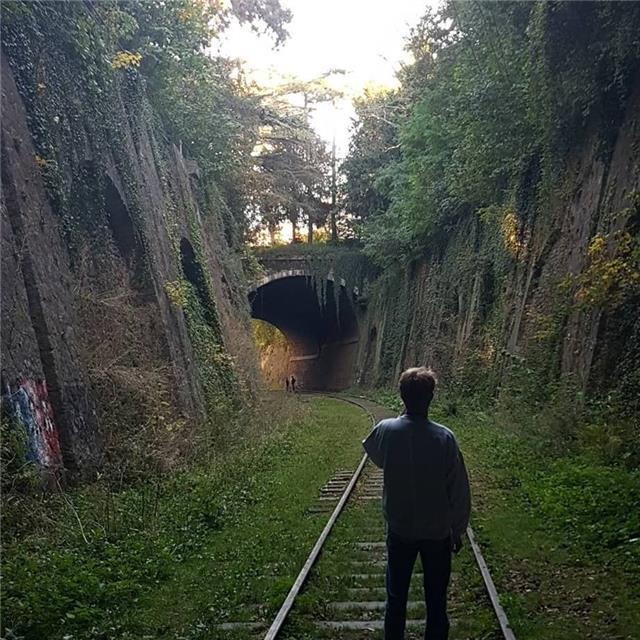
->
xmin=399 ymin=367 xmax=437 ymax=414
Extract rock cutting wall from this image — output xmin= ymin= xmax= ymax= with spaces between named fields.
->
xmin=355 ymin=77 xmax=640 ymax=403
xmin=1 ymin=51 xmax=256 ymax=476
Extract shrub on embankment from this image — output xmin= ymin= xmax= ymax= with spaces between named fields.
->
xmin=1 ymin=397 xmax=371 ymax=640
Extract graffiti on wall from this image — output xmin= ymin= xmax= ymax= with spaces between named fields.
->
xmin=2 ymin=378 xmax=62 ymax=467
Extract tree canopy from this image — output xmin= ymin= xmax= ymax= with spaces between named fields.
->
xmin=342 ymin=1 xmax=640 ymax=266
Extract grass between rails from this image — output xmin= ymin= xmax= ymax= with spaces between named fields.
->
xmin=359 ymin=388 xmax=640 ymax=639
xmin=1 ymin=395 xmax=371 ymax=640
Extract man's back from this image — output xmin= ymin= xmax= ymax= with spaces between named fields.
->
xmin=363 ymin=414 xmax=470 ymax=542
xmin=362 ymin=368 xmax=470 ymax=640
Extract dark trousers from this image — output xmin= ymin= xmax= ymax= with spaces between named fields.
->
xmin=385 ymin=531 xmax=452 ymax=640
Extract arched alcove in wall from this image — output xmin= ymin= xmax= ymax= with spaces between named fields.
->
xmin=103 ymin=176 xmax=150 ymax=293
xmin=179 ymin=237 xmax=217 ymax=327
xmin=105 ymin=178 xmax=137 ymax=261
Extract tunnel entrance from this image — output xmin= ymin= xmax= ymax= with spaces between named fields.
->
xmin=248 ymin=274 xmax=359 ymax=391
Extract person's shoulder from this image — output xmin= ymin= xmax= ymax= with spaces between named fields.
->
xmin=375 ymin=416 xmax=405 ymax=431
xmin=429 ymin=420 xmax=458 ymax=443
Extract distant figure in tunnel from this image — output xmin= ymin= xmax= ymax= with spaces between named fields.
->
xmin=290 ymin=375 xmax=296 ymax=393
xmin=363 ymin=367 xmax=471 ymax=640
xmin=285 ymin=377 xmax=290 ymax=392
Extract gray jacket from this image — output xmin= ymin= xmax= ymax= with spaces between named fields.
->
xmin=363 ymin=414 xmax=471 ymax=540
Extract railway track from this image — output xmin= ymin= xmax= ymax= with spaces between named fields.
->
xmin=215 ymin=395 xmax=514 ymax=639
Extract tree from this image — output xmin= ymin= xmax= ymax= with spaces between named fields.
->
xmin=340 ymin=87 xmax=404 ymax=229
xmin=268 ymin=71 xmax=345 ymax=242
xmin=342 ymin=0 xmax=640 ymax=267
xmin=250 ymin=104 xmax=330 ymax=244
xmin=244 ymin=72 xmax=349 ymax=245
xmin=111 ymin=0 xmax=292 ymax=244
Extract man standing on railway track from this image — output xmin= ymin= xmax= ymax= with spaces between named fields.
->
xmin=363 ymin=367 xmax=471 ymax=640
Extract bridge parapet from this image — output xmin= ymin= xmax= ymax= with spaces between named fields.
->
xmin=249 ymin=245 xmax=374 ymax=298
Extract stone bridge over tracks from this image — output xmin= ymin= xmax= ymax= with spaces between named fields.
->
xmin=248 ymin=249 xmax=368 ymax=391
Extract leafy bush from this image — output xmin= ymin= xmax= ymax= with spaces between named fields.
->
xmin=345 ymin=1 xmax=640 ymax=266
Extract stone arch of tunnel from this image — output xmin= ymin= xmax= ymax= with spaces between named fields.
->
xmin=248 ymin=274 xmax=359 ymax=391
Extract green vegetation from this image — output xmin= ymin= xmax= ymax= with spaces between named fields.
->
xmin=0 ymin=0 xmax=337 ymax=252
xmin=246 ymin=72 xmax=349 ymax=244
xmin=343 ymin=2 xmax=640 ymax=263
xmin=0 ymin=0 xmax=276 ymax=429
xmin=249 ymin=86 xmax=331 ymax=245
xmin=253 ymin=318 xmax=289 ymax=352
xmin=3 ymin=2 xmax=640 ymax=639
xmin=341 ymin=0 xmax=640 ymax=449
xmin=1 ymin=396 xmax=370 ymax=639
xmin=1 ymin=0 xmax=300 ymax=482
xmin=360 ymin=389 xmax=640 ymax=638
xmin=253 ymin=242 xmax=378 ymax=308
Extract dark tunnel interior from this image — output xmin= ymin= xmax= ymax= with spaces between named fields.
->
xmin=249 ymin=276 xmax=359 ymax=390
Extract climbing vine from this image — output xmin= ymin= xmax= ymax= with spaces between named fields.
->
xmin=255 ymin=243 xmax=378 ymax=313
xmin=1 ymin=0 xmax=278 ymax=474
xmin=342 ymin=0 xmax=640 ymax=422
xmin=183 ymin=283 xmax=236 ymax=398
xmin=574 ymin=231 xmax=640 ymax=309
xmin=164 ymin=279 xmax=189 ymax=309
xmin=1 ymin=2 xmax=149 ymax=259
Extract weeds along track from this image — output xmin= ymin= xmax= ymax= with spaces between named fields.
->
xmin=215 ymin=396 xmax=514 ymax=640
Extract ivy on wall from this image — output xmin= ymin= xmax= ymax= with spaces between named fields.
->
xmin=342 ymin=1 xmax=640 ymax=419
xmin=254 ymin=243 xmax=378 ymax=313
xmin=1 ymin=0 xmax=253 ymax=459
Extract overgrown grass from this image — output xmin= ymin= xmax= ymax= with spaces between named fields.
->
xmin=359 ymin=388 xmax=640 ymax=639
xmin=5 ymin=390 xmax=638 ymax=639
xmin=1 ymin=395 xmax=371 ymax=640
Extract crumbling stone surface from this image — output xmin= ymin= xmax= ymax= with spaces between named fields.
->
xmin=1 ymin=57 xmax=100 ymax=473
xmin=1 ymin=54 xmax=256 ymax=476
xmin=354 ymin=77 xmax=640 ymax=393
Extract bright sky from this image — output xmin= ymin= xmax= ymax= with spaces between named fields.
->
xmin=217 ymin=0 xmax=440 ymax=158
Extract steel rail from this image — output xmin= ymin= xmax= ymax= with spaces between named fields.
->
xmin=467 ymin=526 xmax=516 ymax=640
xmin=263 ymin=397 xmax=376 ymax=640
xmin=339 ymin=395 xmax=517 ymax=640
xmin=263 ymin=454 xmax=368 ymax=640
xmin=263 ymin=395 xmax=516 ymax=640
